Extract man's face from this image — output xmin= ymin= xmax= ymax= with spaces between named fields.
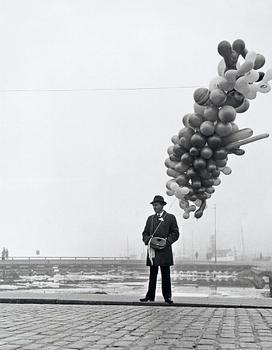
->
xmin=152 ymin=202 xmax=164 ymax=214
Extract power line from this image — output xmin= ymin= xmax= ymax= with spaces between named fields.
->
xmin=0 ymin=85 xmax=200 ymax=93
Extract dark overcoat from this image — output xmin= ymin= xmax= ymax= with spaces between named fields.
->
xmin=142 ymin=212 xmax=179 ymax=266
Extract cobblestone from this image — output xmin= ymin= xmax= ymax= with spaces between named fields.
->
xmin=0 ymin=304 xmax=271 ymax=348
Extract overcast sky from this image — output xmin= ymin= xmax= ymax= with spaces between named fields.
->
xmin=0 ymin=0 xmax=271 ymax=257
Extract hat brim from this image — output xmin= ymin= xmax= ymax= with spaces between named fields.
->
xmin=150 ymin=200 xmax=167 ymax=205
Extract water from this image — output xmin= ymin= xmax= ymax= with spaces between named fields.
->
xmin=0 ymin=271 xmax=269 ymax=298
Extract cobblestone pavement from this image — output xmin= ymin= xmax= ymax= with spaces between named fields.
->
xmin=0 ymin=304 xmax=272 ymax=349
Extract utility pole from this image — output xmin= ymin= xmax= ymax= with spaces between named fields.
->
xmin=214 ymin=204 xmax=217 ymax=264
xmin=240 ymin=220 xmax=245 ymax=260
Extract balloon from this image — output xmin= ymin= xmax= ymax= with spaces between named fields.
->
xmin=236 ymin=99 xmax=250 ymax=113
xmin=194 ymin=200 xmax=206 ymax=219
xmin=180 ymin=153 xmax=193 ymax=165
xmin=171 ymin=135 xmax=179 ymax=144
xmin=231 ymin=123 xmax=239 ymax=132
xmin=209 ymin=89 xmax=227 ymax=106
xmin=166 ymin=189 xmax=175 ymax=196
xmin=213 ymin=178 xmax=221 ymax=186
xmin=182 ymin=114 xmax=191 ymax=127
xmin=201 ymin=146 xmax=213 ymax=159
xmin=207 ymin=135 xmax=222 ymax=149
xmin=178 ymin=127 xmax=195 ymax=149
xmin=193 ymin=158 xmax=206 ymax=170
xmin=200 ymin=121 xmax=215 ymax=136
xmin=215 ymin=122 xmax=233 ymax=137
xmin=221 ymin=128 xmax=253 ymax=146
xmin=175 ymin=188 xmax=185 ymax=199
xmin=188 ymin=205 xmax=196 ymax=212
xmin=173 ymin=144 xmax=186 ymax=156
xmin=180 ymin=187 xmax=190 ymax=195
xmin=214 ymin=148 xmax=228 ymax=160
xmin=231 ymin=148 xmax=245 ymax=156
xmin=225 ymin=90 xmax=244 ymax=108
xmin=221 ymin=166 xmax=232 ymax=175
xmin=217 ymin=41 xmax=238 ymax=70
xmin=212 ymin=168 xmax=221 ymax=177
xmin=188 ymin=113 xmax=203 ymax=128
xmin=175 ymin=162 xmax=190 ymax=173
xmin=218 ymin=106 xmax=236 ymax=123
xmin=224 ymin=69 xmax=237 ymax=83
xmin=232 ymin=39 xmax=246 ymax=55
xmin=215 ymin=159 xmax=227 ymax=167
xmin=195 ymin=199 xmax=202 ymax=207
xmin=225 ymin=133 xmax=269 ymax=151
xmin=193 ymin=103 xmax=206 ymax=116
xmin=186 ymin=167 xmax=197 ymax=179
xmin=198 ymin=168 xmax=211 ymax=180
xmin=189 ymin=147 xmax=199 ymax=156
xmin=179 ymin=199 xmax=189 ymax=210
xmin=167 ymin=145 xmax=174 ymax=155
xmin=206 ymin=161 xmax=217 ymax=172
xmin=166 ymin=179 xmax=177 ymax=190
xmin=166 ymin=39 xmax=271 ymax=220
xmin=192 ymin=179 xmax=202 ymax=189
xmin=170 ymin=182 xmax=179 ymax=191
xmin=217 ymin=59 xmax=226 ymax=76
xmin=206 ymin=187 xmax=215 ymax=194
xmin=167 ymin=168 xmax=180 ymax=178
xmin=165 ymin=158 xmax=178 ymax=169
xmin=183 ymin=212 xmax=190 ymax=219
xmin=193 ymin=88 xmax=210 ymax=106
xmin=190 ymin=133 xmax=206 ymax=148
xmin=254 ymin=54 xmax=265 ymax=69
xmin=176 ymin=175 xmax=189 ymax=186
xmin=203 ymin=106 xmax=218 ymax=122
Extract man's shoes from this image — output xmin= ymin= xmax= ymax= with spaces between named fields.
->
xmin=165 ymin=298 xmax=173 ymax=304
xmin=139 ymin=297 xmax=154 ymax=302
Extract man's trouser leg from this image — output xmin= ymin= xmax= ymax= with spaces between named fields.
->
xmin=161 ymin=266 xmax=171 ymax=300
xmin=146 ymin=266 xmax=158 ymax=300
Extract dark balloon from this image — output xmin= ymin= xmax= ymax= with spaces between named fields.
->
xmin=187 ymin=167 xmax=197 ymax=178
xmin=225 ymin=90 xmax=244 ymax=108
xmin=189 ymin=147 xmax=200 ymax=156
xmin=181 ymin=152 xmax=193 ymax=165
xmin=190 ymin=133 xmax=207 ymax=148
xmin=207 ymin=135 xmax=222 ymax=149
xmin=193 ymin=158 xmax=207 ymax=171
xmin=214 ymin=148 xmax=228 ymax=160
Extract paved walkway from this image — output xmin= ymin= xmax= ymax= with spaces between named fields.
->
xmin=1 ymin=292 xmax=272 ymax=349
xmin=0 ymin=303 xmax=272 ymax=349
xmin=0 ymin=291 xmax=272 ymax=308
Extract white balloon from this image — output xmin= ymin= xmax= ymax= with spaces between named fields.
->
xmin=170 ymin=182 xmax=179 ymax=191
xmin=221 ymin=166 xmax=232 ymax=175
xmin=183 ymin=211 xmax=190 ymax=219
xmin=213 ymin=178 xmax=221 ymax=186
xmin=166 ymin=190 xmax=175 ymax=196
xmin=166 ymin=179 xmax=176 ymax=190
xmin=180 ymin=187 xmax=190 ymax=195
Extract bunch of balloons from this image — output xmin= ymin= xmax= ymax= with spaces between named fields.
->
xmin=165 ymin=39 xmax=270 ymax=219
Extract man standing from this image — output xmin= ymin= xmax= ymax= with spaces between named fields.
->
xmin=140 ymin=195 xmax=179 ymax=304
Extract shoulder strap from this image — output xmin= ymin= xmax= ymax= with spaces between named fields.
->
xmin=151 ymin=213 xmax=167 ymax=238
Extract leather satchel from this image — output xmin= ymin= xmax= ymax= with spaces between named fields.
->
xmin=150 ymin=237 xmax=167 ymax=250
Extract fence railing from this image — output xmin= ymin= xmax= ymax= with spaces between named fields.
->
xmin=6 ymin=256 xmax=131 ymax=261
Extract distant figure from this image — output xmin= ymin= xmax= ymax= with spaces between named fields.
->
xmin=5 ymin=248 xmax=8 ymax=260
xmin=260 ymin=252 xmax=263 ymax=260
xmin=140 ymin=195 xmax=179 ymax=304
xmin=195 ymin=251 xmax=199 ymax=260
xmin=206 ymin=252 xmax=212 ymax=261
xmin=1 ymin=247 xmax=6 ymax=260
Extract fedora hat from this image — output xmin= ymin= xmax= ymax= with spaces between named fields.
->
xmin=150 ymin=195 xmax=167 ymax=206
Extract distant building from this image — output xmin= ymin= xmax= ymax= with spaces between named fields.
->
xmin=211 ymin=248 xmax=235 ymax=262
